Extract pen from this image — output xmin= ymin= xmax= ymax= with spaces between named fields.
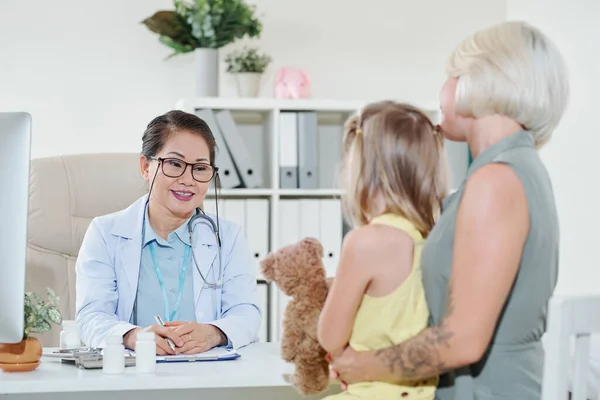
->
xmin=154 ymin=315 xmax=177 ymax=352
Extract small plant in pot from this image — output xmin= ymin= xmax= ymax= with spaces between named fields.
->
xmin=225 ymin=47 xmax=272 ymax=97
xmin=0 ymin=288 xmax=62 ymax=372
xmin=141 ymin=0 xmax=264 ymax=97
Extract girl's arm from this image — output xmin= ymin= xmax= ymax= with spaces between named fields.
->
xmin=331 ymin=163 xmax=530 ymax=383
xmin=317 ymin=227 xmax=373 ymax=355
xmin=318 ymin=223 xmax=413 ymax=355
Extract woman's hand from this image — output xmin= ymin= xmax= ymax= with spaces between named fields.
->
xmin=165 ymin=321 xmax=227 ymax=354
xmin=123 ymin=325 xmax=184 ymax=356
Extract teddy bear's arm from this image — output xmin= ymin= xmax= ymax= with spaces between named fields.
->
xmin=302 ymin=307 xmax=322 ymax=342
xmin=281 ymin=303 xmax=303 ymax=361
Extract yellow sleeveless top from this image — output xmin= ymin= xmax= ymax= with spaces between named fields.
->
xmin=327 ymin=213 xmax=438 ymax=400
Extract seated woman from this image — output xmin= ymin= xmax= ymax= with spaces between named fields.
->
xmin=75 ymin=110 xmax=261 ymax=355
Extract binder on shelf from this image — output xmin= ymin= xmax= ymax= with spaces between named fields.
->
xmin=215 ymin=110 xmax=263 ymax=189
xmin=195 ymin=109 xmax=241 ymax=189
xmin=318 ymin=124 xmax=343 ymax=189
xmin=278 ymin=112 xmax=298 ymax=189
xmin=245 ymin=199 xmax=269 ymax=278
xmin=297 ymin=112 xmax=318 ymax=189
xmin=202 ymin=196 xmax=225 ymax=218
xmin=319 ymin=199 xmax=342 ymax=278
xmin=235 ymin=123 xmax=267 ymax=191
xmin=276 ymin=200 xmax=301 ymax=340
xmin=274 ymin=199 xmax=343 ymax=340
xmin=257 ymin=282 xmax=269 ymax=342
xmin=222 ymin=199 xmax=245 ymax=234
xmin=213 ymin=199 xmax=269 ymax=280
xmin=299 ymin=199 xmax=320 ymax=240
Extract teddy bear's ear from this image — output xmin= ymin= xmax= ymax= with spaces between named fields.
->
xmin=260 ymin=253 xmax=277 ymax=283
xmin=301 ymin=237 xmax=324 ymax=258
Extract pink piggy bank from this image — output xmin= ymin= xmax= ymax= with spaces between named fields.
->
xmin=274 ymin=67 xmax=311 ymax=99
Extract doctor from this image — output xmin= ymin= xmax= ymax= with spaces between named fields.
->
xmin=75 ymin=110 xmax=261 ymax=355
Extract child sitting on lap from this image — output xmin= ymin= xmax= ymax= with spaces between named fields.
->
xmin=318 ymin=101 xmax=448 ymax=399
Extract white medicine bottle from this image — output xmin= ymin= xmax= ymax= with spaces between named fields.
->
xmin=103 ymin=335 xmax=125 ymax=374
xmin=59 ymin=320 xmax=81 ymax=350
xmin=135 ymin=331 xmax=156 ymax=373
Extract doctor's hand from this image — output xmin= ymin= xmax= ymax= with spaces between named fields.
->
xmin=165 ymin=321 xmax=228 ymax=354
xmin=123 ymin=325 xmax=184 ymax=356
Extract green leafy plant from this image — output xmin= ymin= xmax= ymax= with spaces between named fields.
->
xmin=142 ymin=0 xmax=263 ymax=58
xmin=225 ymin=47 xmax=272 ymax=73
xmin=23 ymin=288 xmax=62 ymax=340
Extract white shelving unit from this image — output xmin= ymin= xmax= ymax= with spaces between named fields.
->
xmin=175 ymin=97 xmax=467 ymax=342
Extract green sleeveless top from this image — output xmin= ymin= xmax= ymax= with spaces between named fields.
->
xmin=421 ymin=130 xmax=559 ymax=399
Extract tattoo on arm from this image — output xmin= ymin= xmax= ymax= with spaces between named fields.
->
xmin=375 ymin=284 xmax=456 ymax=380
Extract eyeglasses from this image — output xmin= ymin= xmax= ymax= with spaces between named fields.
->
xmin=150 ymin=157 xmax=217 ymax=183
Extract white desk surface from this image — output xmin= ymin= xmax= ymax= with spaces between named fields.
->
xmin=1 ymin=342 xmax=339 ymax=399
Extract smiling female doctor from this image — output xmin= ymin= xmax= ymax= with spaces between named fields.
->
xmin=75 ymin=110 xmax=261 ymax=355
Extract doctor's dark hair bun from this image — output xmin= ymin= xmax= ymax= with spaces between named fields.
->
xmin=141 ymin=110 xmax=217 ymax=165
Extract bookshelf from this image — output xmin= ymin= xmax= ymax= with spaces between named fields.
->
xmin=175 ymin=97 xmax=468 ymax=342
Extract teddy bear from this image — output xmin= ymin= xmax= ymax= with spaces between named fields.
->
xmin=260 ymin=237 xmax=333 ymax=396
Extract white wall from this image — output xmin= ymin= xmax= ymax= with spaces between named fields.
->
xmin=3 ymin=1 xmax=595 ymax=295
xmin=507 ymin=0 xmax=600 ymax=295
xmin=0 ymin=0 xmax=505 ymax=159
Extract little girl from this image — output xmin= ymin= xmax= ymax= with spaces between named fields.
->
xmin=317 ymin=101 xmax=448 ymax=399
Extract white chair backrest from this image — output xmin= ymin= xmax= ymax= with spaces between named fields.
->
xmin=542 ymin=295 xmax=600 ymax=400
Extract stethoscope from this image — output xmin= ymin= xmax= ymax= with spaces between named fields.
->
xmin=187 ymin=206 xmax=223 ymax=289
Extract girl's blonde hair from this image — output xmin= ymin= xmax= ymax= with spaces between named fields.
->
xmin=340 ymin=101 xmax=448 ymax=237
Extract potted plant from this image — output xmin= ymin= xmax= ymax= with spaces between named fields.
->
xmin=142 ymin=0 xmax=263 ymax=97
xmin=0 ymin=288 xmax=62 ymax=372
xmin=225 ymin=47 xmax=272 ymax=97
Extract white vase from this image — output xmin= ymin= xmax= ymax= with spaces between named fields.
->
xmin=234 ymin=72 xmax=263 ymax=97
xmin=194 ymin=48 xmax=219 ymax=97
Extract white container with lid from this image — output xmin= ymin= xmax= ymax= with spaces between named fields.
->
xmin=135 ymin=331 xmax=156 ymax=373
xmin=103 ymin=335 xmax=125 ymax=374
xmin=59 ymin=320 xmax=81 ymax=349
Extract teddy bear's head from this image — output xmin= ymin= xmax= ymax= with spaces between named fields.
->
xmin=260 ymin=237 xmax=326 ymax=298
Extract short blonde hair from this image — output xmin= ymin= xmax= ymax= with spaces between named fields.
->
xmin=446 ymin=21 xmax=569 ymax=148
xmin=340 ymin=101 xmax=448 ymax=237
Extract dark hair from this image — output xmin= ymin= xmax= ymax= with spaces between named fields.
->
xmin=141 ymin=110 xmax=217 ymax=165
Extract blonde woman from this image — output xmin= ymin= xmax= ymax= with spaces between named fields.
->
xmin=329 ymin=21 xmax=569 ymax=399
xmin=317 ymin=101 xmax=448 ymax=399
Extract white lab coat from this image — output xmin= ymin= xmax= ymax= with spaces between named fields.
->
xmin=75 ymin=195 xmax=261 ymax=349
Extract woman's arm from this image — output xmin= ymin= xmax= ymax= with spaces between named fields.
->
xmin=75 ymin=219 xmax=139 ymax=348
xmin=76 ymin=218 xmax=184 ymax=353
xmin=208 ymin=225 xmax=261 ymax=349
xmin=332 ymin=163 xmax=530 ymax=383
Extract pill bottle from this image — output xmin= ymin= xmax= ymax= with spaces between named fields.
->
xmin=135 ymin=331 xmax=156 ymax=373
xmin=103 ymin=335 xmax=125 ymax=374
xmin=59 ymin=320 xmax=81 ymax=350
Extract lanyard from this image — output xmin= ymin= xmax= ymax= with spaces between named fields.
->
xmin=148 ymin=242 xmax=191 ymax=322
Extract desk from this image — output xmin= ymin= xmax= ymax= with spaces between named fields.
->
xmin=0 ymin=342 xmax=341 ymax=400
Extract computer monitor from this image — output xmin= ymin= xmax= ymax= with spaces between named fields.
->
xmin=0 ymin=112 xmax=32 ymax=343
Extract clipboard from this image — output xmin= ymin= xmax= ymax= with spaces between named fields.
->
xmin=42 ymin=348 xmax=137 ymax=369
xmin=156 ymin=348 xmax=240 ymax=363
